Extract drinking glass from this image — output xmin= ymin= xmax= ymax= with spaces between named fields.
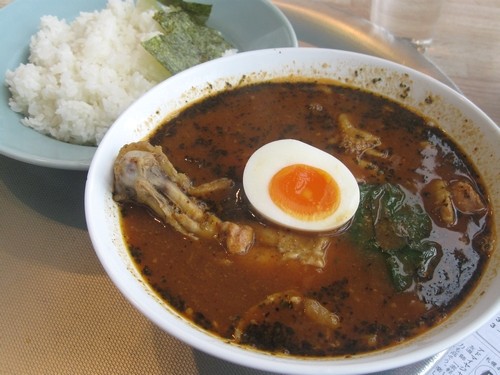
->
xmin=370 ymin=0 xmax=444 ymax=51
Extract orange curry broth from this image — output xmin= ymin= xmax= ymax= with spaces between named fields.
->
xmin=118 ymin=80 xmax=493 ymax=357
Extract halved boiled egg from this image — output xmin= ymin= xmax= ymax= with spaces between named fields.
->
xmin=243 ymin=139 xmax=360 ymax=232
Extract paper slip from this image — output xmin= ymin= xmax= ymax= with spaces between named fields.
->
xmin=429 ymin=312 xmax=500 ymax=375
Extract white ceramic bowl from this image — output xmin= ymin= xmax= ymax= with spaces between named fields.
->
xmin=0 ymin=0 xmax=297 ymax=170
xmin=85 ymin=48 xmax=500 ymax=375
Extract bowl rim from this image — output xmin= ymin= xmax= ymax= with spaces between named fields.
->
xmin=85 ymin=47 xmax=500 ymax=375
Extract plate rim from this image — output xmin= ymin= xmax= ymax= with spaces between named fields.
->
xmin=0 ymin=0 xmax=297 ymax=170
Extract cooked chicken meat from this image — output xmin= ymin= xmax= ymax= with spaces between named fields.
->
xmin=250 ymin=224 xmax=330 ymax=268
xmin=424 ymin=179 xmax=456 ymax=226
xmin=422 ymin=178 xmax=487 ymax=227
xmin=234 ymin=290 xmax=340 ymax=351
xmin=336 ymin=113 xmax=384 ymax=157
xmin=113 ymin=141 xmax=332 ymax=265
xmin=449 ymin=180 xmax=487 ymax=214
xmin=113 ymin=141 xmax=255 ymax=254
xmin=328 ymin=113 xmax=388 ymax=174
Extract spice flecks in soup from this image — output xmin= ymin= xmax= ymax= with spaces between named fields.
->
xmin=115 ymin=81 xmax=493 ymax=357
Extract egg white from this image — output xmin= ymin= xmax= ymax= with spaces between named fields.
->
xmin=242 ymin=139 xmax=360 ymax=232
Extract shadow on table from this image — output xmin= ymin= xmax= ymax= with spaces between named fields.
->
xmin=1 ymin=154 xmax=88 ymax=230
xmin=0 ymin=154 xmax=104 ymax=275
xmin=193 ymin=349 xmax=281 ymax=375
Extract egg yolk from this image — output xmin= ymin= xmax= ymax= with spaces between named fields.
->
xmin=268 ymin=163 xmax=340 ymax=220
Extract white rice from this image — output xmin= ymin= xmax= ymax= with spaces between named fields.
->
xmin=5 ymin=0 xmax=166 ymax=146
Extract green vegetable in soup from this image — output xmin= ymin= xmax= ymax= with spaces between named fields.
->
xmin=349 ymin=183 xmax=441 ymax=291
xmin=142 ymin=2 xmax=234 ymax=75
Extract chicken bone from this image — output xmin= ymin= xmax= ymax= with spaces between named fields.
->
xmin=113 ymin=141 xmax=254 ymax=254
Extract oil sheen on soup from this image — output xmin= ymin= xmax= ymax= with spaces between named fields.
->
xmin=115 ymin=81 xmax=494 ymax=357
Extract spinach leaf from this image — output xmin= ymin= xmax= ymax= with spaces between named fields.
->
xmin=349 ymin=183 xmax=441 ymax=291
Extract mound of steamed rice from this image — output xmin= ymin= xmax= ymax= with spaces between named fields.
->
xmin=5 ymin=0 xmax=167 ymax=146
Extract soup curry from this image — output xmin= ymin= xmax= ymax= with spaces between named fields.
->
xmin=114 ymin=81 xmax=494 ymax=357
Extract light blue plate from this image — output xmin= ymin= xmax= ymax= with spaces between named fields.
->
xmin=0 ymin=0 xmax=297 ymax=170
